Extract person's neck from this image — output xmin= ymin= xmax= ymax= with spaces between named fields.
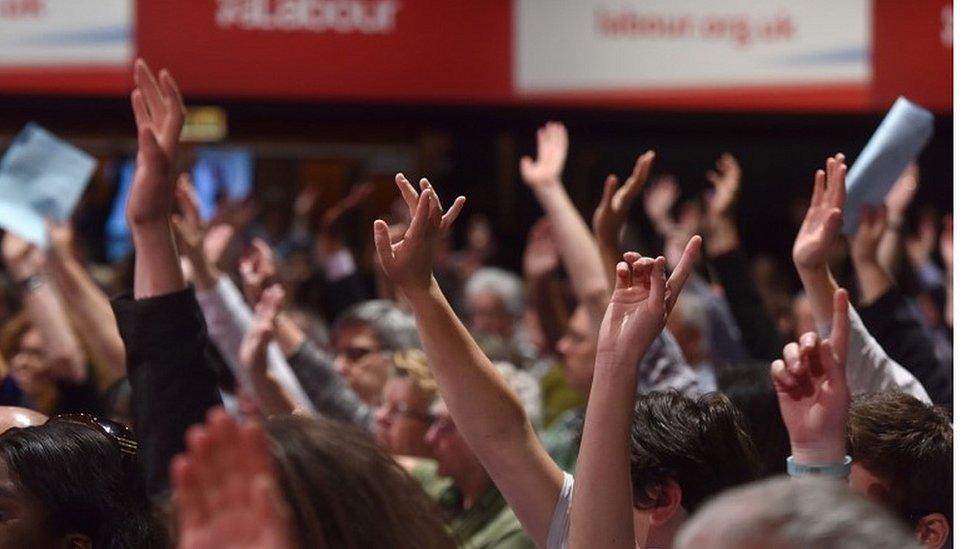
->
xmin=633 ymin=507 xmax=687 ymax=548
xmin=453 ymin=464 xmax=493 ymax=510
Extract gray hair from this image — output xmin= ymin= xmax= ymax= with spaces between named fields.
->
xmin=675 ymin=476 xmax=917 ymax=549
xmin=332 ymin=300 xmax=420 ymax=351
xmin=672 ymin=291 xmax=711 ymax=355
xmin=464 ymin=267 xmax=525 ymax=317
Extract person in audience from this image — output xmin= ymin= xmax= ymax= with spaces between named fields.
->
xmin=330 ymin=299 xmax=420 ymax=407
xmin=172 ymin=409 xmax=456 ymax=549
xmin=675 ymin=476 xmax=917 ymax=549
xmin=464 ymin=267 xmax=525 ymax=344
xmin=848 ymin=392 xmax=952 ymax=548
xmin=375 ymin=348 xmax=439 ymax=458
xmin=371 ymin=172 xmax=759 ymax=549
xmin=0 ymin=415 xmax=165 ymax=547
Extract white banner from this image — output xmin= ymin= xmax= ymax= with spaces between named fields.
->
xmin=515 ymin=0 xmax=870 ymax=93
xmin=0 ymin=0 xmax=132 ymax=67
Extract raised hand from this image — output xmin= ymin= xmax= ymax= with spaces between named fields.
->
xmin=523 ymin=217 xmax=560 ymax=280
xmin=1 ymin=231 xmax=43 ymax=281
xmin=596 ymin=236 xmax=702 ymax=366
xmin=704 ymin=153 xmax=741 ymax=221
xmin=519 ymin=122 xmax=569 ymax=189
xmin=239 ymin=238 xmax=278 ymax=307
xmin=239 ymin=285 xmax=284 ymax=378
xmin=771 ymin=289 xmax=850 ymax=465
xmin=642 ymin=174 xmax=679 ymax=234
xmin=172 ymin=174 xmax=206 ymax=258
xmin=884 ymin=162 xmax=919 ymax=226
xmin=126 ymin=59 xmax=186 ymax=228
xmin=850 ymin=205 xmax=886 ymax=266
xmin=593 ymin=150 xmax=655 ymax=246
xmin=374 ymin=174 xmax=464 ymax=296
xmin=171 ymin=409 xmax=295 ymax=549
xmin=792 ymin=154 xmax=846 ymax=272
xmin=906 ymin=208 xmax=938 ymax=268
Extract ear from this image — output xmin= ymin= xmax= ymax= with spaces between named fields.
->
xmin=62 ymin=534 xmax=92 ymax=549
xmin=915 ymin=513 xmax=950 ymax=548
xmin=645 ymin=478 xmax=684 ymax=526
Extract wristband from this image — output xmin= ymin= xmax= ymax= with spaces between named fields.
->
xmin=787 ymin=455 xmax=852 ymax=479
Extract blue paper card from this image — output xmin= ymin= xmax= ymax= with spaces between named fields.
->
xmin=843 ymin=97 xmax=934 ymax=235
xmin=0 ymin=123 xmax=96 ymax=248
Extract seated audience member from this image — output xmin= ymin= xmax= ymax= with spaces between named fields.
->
xmin=770 ymin=285 xmax=952 ymax=547
xmin=675 ymin=476 xmax=917 ymax=549
xmin=0 ymin=405 xmax=46 ymax=433
xmin=0 ymin=415 xmax=165 ymax=547
xmin=371 ymin=173 xmax=758 ymax=548
xmin=330 ymin=299 xmax=420 ymax=407
xmin=848 ymin=392 xmax=952 ymax=548
xmin=375 ymin=348 xmax=439 ymax=458
xmin=421 ymin=393 xmax=536 ymax=549
xmin=172 ymin=409 xmax=456 ymax=549
xmin=464 ymin=267 xmax=526 ymax=343
xmin=667 ymin=292 xmax=716 ymax=391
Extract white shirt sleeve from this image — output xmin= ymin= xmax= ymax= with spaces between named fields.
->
xmin=546 ymin=472 xmax=574 ymax=549
xmin=194 ymin=275 xmax=315 ymax=411
xmin=818 ymin=304 xmax=931 ymax=404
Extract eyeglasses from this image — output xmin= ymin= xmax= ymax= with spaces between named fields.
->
xmin=48 ymin=413 xmax=138 ymax=458
xmin=384 ymin=402 xmax=435 ymax=424
xmin=334 ymin=346 xmax=385 ymax=362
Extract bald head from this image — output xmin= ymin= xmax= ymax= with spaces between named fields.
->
xmin=0 ymin=406 xmax=47 ymax=433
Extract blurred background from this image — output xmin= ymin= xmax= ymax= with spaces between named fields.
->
xmin=0 ymin=0 xmax=952 ymax=285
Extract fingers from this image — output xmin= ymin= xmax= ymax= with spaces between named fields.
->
xmin=631 ymin=255 xmax=655 ymax=290
xmin=600 ymin=174 xmax=619 ymax=210
xmin=614 ymin=261 xmax=631 ymax=290
xmin=825 ymin=153 xmax=847 ymax=209
xmin=441 ymin=196 xmax=466 ymax=229
xmin=783 ymin=341 xmax=802 ymax=376
xmin=175 ymin=173 xmax=201 ymax=224
xmin=665 ymin=235 xmax=702 ymax=308
xmin=131 ymin=90 xmax=150 ymax=130
xmin=395 ymin=173 xmax=419 ymax=216
xmin=770 ymin=359 xmax=796 ymax=392
xmin=622 ymin=150 xmax=655 ymax=198
xmin=829 ymin=288 xmax=850 ymax=369
xmin=171 ymin=454 xmax=209 ymax=531
xmin=810 ymin=169 xmax=826 ymax=207
xmin=649 ymin=256 xmax=667 ymax=302
xmin=373 ymin=219 xmax=396 ymax=271
xmin=419 ymin=178 xmax=442 ymax=212
xmin=134 ymin=59 xmax=165 ymax=122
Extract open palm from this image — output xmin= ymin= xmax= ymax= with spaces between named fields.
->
xmin=597 ymin=236 xmax=701 ymax=365
xmin=793 ymin=154 xmax=846 ymax=271
xmin=520 ymin=121 xmax=569 ymax=188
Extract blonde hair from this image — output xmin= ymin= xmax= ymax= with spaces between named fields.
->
xmin=392 ymin=349 xmax=438 ymax=401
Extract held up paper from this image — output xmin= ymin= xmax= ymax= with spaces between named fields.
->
xmin=843 ymin=97 xmax=934 ymax=235
xmin=0 ymin=123 xmax=96 ymax=248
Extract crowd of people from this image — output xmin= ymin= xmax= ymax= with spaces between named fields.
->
xmin=0 ymin=60 xmax=952 ymax=548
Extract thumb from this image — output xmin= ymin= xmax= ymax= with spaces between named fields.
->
xmin=373 ymin=220 xmax=395 ymax=272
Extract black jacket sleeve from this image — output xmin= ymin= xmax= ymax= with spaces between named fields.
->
xmin=112 ymin=288 xmax=222 ymax=501
xmin=858 ymin=287 xmax=953 ymax=408
xmin=708 ymin=248 xmax=785 ymax=362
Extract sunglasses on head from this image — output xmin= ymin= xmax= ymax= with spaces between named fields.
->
xmin=48 ymin=413 xmax=138 ymax=458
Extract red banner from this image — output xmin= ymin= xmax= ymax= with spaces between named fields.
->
xmin=0 ymin=1 xmax=953 ymax=113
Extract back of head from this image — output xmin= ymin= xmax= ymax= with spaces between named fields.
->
xmin=464 ymin=267 xmax=525 ymax=317
xmin=675 ymin=476 xmax=917 ymax=549
xmin=333 ymin=300 xmax=420 ymax=351
xmin=0 ymin=422 xmax=162 ymax=548
xmin=716 ymin=361 xmax=791 ymax=477
xmin=266 ymin=415 xmax=455 ymax=549
xmin=848 ymin=391 xmax=952 ymax=526
xmin=630 ymin=391 xmax=760 ymax=512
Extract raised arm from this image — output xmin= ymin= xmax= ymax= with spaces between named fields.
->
xmin=792 ymin=155 xmax=929 ymax=402
xmin=2 ymin=232 xmax=87 ymax=384
xmin=570 ymin=237 xmax=700 ymax=549
xmin=239 ymin=286 xmax=303 ymax=416
xmin=877 ymin=163 xmax=918 ymax=275
xmin=375 ymin=175 xmax=564 ymax=545
xmin=115 ymin=59 xmax=221 ymax=499
xmin=521 ymin=122 xmax=610 ymax=326
xmin=771 ymin=288 xmax=851 ymax=471
xmin=522 ymin=218 xmax=570 ymax=356
xmin=46 ymin=220 xmax=127 ymax=392
xmin=850 ymin=205 xmax=894 ymax=306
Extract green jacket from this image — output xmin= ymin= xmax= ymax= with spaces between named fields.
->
xmin=412 ymin=460 xmax=535 ymax=549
